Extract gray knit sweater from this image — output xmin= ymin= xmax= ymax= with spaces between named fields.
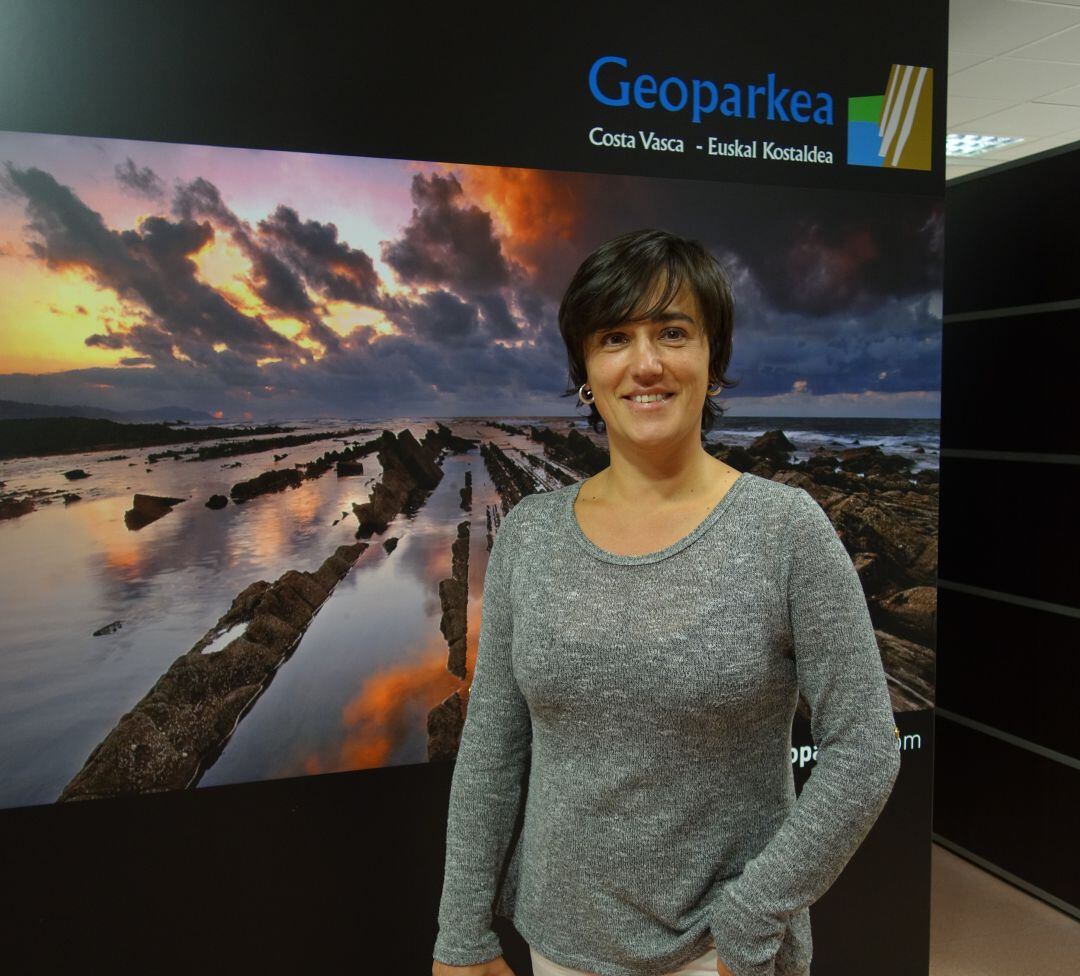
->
xmin=434 ymin=471 xmax=901 ymax=976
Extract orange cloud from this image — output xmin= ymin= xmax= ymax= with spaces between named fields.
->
xmin=451 ymin=164 xmax=582 ymax=270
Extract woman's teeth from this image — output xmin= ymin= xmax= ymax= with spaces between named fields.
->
xmin=629 ymin=393 xmax=672 ymax=403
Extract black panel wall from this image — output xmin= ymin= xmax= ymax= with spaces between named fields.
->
xmin=939 ymin=143 xmax=1080 ymax=918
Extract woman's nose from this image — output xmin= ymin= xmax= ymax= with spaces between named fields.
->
xmin=628 ymin=336 xmax=663 ymax=375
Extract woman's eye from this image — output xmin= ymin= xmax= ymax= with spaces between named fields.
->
xmin=600 ymin=328 xmax=685 ymax=346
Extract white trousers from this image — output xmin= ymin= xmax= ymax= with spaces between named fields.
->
xmin=529 ymin=943 xmax=720 ymax=976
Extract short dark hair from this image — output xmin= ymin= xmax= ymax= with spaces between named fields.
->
xmin=557 ymin=228 xmax=739 ymax=434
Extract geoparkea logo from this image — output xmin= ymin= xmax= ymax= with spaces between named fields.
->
xmin=848 ymin=65 xmax=933 ymax=170
xmin=588 ymin=55 xmax=834 ymax=126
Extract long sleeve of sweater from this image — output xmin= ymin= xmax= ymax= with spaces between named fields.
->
xmin=707 ymin=488 xmax=902 ymax=976
xmin=432 ymin=474 xmax=900 ymax=976
xmin=432 ymin=504 xmax=529 ymax=966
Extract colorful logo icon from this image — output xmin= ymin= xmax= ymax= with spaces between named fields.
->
xmin=848 ymin=65 xmax=933 ymax=170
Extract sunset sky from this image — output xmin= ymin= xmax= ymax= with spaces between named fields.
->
xmin=0 ymin=129 xmax=943 ymax=420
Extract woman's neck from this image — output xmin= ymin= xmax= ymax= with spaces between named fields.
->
xmin=595 ymin=436 xmax=723 ymax=509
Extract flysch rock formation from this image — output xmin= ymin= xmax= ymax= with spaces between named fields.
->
xmin=480 ymin=441 xmax=537 ymax=511
xmin=226 ymin=434 xmax=385 ymax=505
xmin=427 ymin=505 xmax=510 ymax=763
xmin=527 ymin=424 xmax=608 ymax=477
xmin=485 ymin=503 xmax=501 ymax=552
xmin=0 ymin=496 xmax=36 ymax=519
xmin=0 ymin=484 xmax=84 ymax=519
xmin=229 ymin=467 xmax=304 ymax=503
xmin=352 ymin=429 xmax=446 ymax=535
xmin=59 ymin=542 xmax=368 ymax=801
xmin=124 ymin=493 xmax=186 ymax=530
xmin=427 ymin=691 xmax=466 ymax=764
xmin=422 ymin=422 xmax=479 ymax=456
xmin=439 ymin=520 xmax=471 ymax=680
xmin=459 ymin=469 xmax=472 ymax=512
xmin=519 ymin=447 xmax=577 ymax=486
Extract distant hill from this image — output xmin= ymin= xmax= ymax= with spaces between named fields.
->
xmin=0 ymin=416 xmax=287 ymax=460
xmin=0 ymin=399 xmax=215 ymax=423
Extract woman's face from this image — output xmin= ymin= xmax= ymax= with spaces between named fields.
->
xmin=582 ymin=279 xmax=711 ymax=452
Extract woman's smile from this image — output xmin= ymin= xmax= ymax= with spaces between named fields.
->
xmin=621 ymin=391 xmax=676 ymax=411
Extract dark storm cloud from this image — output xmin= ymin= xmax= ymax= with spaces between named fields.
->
xmin=258 ymin=206 xmax=381 ymax=307
xmin=244 ymin=320 xmax=559 ymax=417
xmin=521 ymin=173 xmax=944 ymax=319
xmin=381 ymin=172 xmax=513 ymax=294
xmin=171 ymin=176 xmax=238 ymax=230
xmin=486 ymin=170 xmax=943 ymax=397
xmin=3 ymin=163 xmax=301 ymax=366
xmin=381 ymin=289 xmax=482 ymax=344
xmin=173 ymin=178 xmax=392 ymax=355
xmin=515 ymin=287 xmax=549 ymax=331
xmin=114 ymin=158 xmax=165 ymax=200
xmin=475 ymin=292 xmax=519 ymax=339
xmin=727 ymin=289 xmax=942 ymax=398
xmin=172 ymin=176 xmax=317 ymax=320
xmin=757 ymin=206 xmax=944 ymax=317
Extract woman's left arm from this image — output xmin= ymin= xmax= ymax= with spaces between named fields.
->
xmin=708 ymin=487 xmax=902 ymax=976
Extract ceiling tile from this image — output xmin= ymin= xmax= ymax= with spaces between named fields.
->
xmin=950 ymin=0 xmax=1080 ymax=56
xmin=978 ymin=134 xmax=1058 ymax=158
xmin=947 ymin=94 xmax=1019 ymax=125
xmin=964 ymin=129 xmax=1080 ymax=162
xmin=1009 ymin=22 xmax=1080 ymax=61
xmin=954 ymin=99 xmax=1080 ymax=135
xmin=1035 ymin=80 xmax=1080 ymax=105
xmin=947 ymin=56 xmax=1080 ymax=98
xmin=949 ymin=52 xmax=988 ymax=74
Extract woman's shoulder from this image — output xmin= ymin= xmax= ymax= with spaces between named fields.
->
xmin=499 ymin=484 xmax=573 ymax=534
xmin=736 ymin=470 xmax=810 ymax=510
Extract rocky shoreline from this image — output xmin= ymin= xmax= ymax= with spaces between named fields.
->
xmin=0 ymin=427 xmax=382 ymax=522
xmin=59 ymin=541 xmax=368 ymax=801
xmin=31 ymin=418 xmax=935 ymax=797
xmin=58 ymin=424 xmax=460 ymax=800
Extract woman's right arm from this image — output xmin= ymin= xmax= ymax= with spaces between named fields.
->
xmin=432 ymin=502 xmax=532 ymax=971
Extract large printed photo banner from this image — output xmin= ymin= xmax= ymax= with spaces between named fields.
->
xmin=0 ymin=129 xmax=939 ymax=810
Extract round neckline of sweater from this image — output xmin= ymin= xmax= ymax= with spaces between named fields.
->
xmin=566 ymin=470 xmax=752 ymax=565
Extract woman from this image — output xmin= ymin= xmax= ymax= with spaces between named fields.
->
xmin=432 ymin=229 xmax=901 ymax=976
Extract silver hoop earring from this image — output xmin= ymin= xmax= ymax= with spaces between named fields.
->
xmin=706 ymin=382 xmax=723 ymax=397
xmin=578 ymin=383 xmax=594 ymax=405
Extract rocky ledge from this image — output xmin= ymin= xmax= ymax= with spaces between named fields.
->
xmin=352 ymin=429 xmax=444 ymax=535
xmin=439 ymin=519 xmax=471 ymax=680
xmin=59 ymin=541 xmax=368 ymax=801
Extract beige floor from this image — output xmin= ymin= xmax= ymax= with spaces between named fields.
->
xmin=930 ymin=843 xmax=1080 ymax=976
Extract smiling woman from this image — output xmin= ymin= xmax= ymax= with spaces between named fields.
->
xmin=558 ymin=228 xmax=740 ymax=439
xmin=432 ymin=229 xmax=901 ymax=976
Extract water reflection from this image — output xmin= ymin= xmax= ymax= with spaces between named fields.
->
xmin=198 ymin=450 xmax=502 ymax=787
xmin=0 ymin=426 xmax=409 ymax=807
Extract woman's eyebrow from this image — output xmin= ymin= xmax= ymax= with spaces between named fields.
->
xmin=652 ymin=310 xmax=696 ymax=325
xmin=597 ymin=309 xmax=697 ymax=335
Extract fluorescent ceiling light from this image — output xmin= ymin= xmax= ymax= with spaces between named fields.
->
xmin=946 ymin=133 xmax=1025 ymax=157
